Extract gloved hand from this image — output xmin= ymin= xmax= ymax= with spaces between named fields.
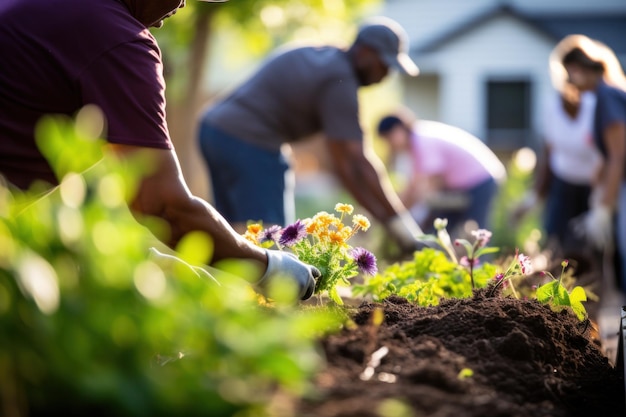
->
xmin=572 ymin=205 xmax=613 ymax=250
xmin=386 ymin=211 xmax=435 ymax=253
xmin=257 ymin=249 xmax=320 ymax=300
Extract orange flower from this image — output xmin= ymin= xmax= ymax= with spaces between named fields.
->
xmin=329 ymin=230 xmax=346 ymax=245
xmin=334 ymin=203 xmax=354 ymax=215
xmin=247 ymin=223 xmax=263 ymax=235
xmin=243 ymin=230 xmax=258 ymax=244
xmin=352 ymin=214 xmax=371 ymax=231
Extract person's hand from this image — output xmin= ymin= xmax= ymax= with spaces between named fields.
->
xmin=572 ymin=205 xmax=613 ymax=250
xmin=257 ymin=249 xmax=319 ymax=300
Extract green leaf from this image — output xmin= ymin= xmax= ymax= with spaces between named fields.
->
xmin=474 ymin=247 xmax=500 ymax=257
xmin=328 ymin=286 xmax=343 ymax=305
xmin=536 ymin=281 xmax=559 ymax=303
xmin=568 ymin=286 xmax=588 ymax=321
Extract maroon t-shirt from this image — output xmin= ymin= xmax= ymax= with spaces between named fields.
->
xmin=0 ymin=0 xmax=172 ymax=189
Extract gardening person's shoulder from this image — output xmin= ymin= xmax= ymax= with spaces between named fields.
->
xmin=203 ymin=44 xmax=360 ymax=148
xmin=259 ymin=44 xmax=357 ymax=94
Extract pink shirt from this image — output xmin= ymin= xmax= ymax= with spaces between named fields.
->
xmin=410 ymin=121 xmax=506 ymax=190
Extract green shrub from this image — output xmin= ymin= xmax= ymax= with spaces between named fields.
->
xmin=0 ymin=112 xmax=340 ymax=416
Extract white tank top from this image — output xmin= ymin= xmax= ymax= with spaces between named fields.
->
xmin=543 ymin=91 xmax=601 ymax=185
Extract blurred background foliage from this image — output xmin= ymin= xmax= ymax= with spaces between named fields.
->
xmin=489 ymin=148 xmax=543 ymax=258
xmin=0 ymin=112 xmax=343 ymax=417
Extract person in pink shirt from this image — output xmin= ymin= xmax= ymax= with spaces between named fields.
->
xmin=377 ymin=114 xmax=506 ymax=234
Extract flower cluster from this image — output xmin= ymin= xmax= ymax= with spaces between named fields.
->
xmin=243 ymin=203 xmax=377 ymax=304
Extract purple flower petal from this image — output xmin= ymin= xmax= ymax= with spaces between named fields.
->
xmin=350 ymin=247 xmax=378 ymax=275
xmin=279 ymin=220 xmax=307 ymax=247
xmin=258 ymin=225 xmax=282 ymax=245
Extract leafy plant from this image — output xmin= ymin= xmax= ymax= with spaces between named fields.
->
xmin=243 ymin=203 xmax=377 ymax=305
xmin=535 ymin=260 xmax=588 ymax=321
xmin=352 ymin=247 xmax=497 ymax=306
xmin=1 ymin=112 xmax=342 ymax=416
xmin=353 ymin=219 xmax=500 ymax=306
xmin=353 ymin=218 xmax=577 ymax=316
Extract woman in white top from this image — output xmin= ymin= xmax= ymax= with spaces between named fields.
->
xmin=522 ymin=83 xmax=601 ymax=249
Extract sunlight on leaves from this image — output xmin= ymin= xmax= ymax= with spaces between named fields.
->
xmin=57 ymin=205 xmax=84 ymax=245
xmin=176 ymin=230 xmax=214 ymax=266
xmin=97 ymin=172 xmax=126 ymax=209
xmin=16 ymin=251 xmax=60 ymax=315
xmin=59 ymin=173 xmax=86 ymax=208
xmin=133 ymin=260 xmax=168 ymax=301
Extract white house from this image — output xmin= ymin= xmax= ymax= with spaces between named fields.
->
xmin=381 ymin=0 xmax=626 ymax=153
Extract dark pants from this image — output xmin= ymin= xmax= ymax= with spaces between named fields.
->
xmin=544 ymin=175 xmax=591 ymax=250
xmin=427 ymin=177 xmax=498 ymax=233
xmin=197 ymin=121 xmax=293 ymax=226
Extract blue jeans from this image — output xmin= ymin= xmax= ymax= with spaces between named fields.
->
xmin=428 ymin=177 xmax=498 ymax=233
xmin=197 ymin=121 xmax=294 ymax=226
xmin=618 ymin=183 xmax=626 ymax=290
xmin=544 ymin=175 xmax=591 ymax=250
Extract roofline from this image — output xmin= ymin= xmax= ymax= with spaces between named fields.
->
xmin=412 ymin=3 xmax=559 ymax=54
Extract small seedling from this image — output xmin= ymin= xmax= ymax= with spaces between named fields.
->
xmin=535 ymin=260 xmax=587 ymax=321
xmin=457 ymin=368 xmax=474 ymax=380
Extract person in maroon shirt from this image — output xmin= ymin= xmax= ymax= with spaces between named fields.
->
xmin=0 ymin=0 xmax=319 ymax=300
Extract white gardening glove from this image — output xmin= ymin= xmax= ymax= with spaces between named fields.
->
xmin=258 ymin=249 xmax=319 ymax=300
xmin=573 ymin=205 xmax=613 ymax=250
xmin=386 ymin=211 xmax=435 ymax=253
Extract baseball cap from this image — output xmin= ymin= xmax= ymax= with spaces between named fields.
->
xmin=355 ymin=17 xmax=419 ymax=77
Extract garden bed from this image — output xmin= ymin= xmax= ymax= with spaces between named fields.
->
xmin=296 ymin=289 xmax=625 ymax=417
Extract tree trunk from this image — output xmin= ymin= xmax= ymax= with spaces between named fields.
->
xmin=168 ymin=8 xmax=216 ymax=200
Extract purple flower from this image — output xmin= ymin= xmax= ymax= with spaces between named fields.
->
xmin=494 ymin=273 xmax=504 ymax=282
xmin=258 ymin=225 xmax=282 ymax=245
xmin=350 ymin=247 xmax=378 ymax=275
xmin=279 ymin=220 xmax=307 ymax=247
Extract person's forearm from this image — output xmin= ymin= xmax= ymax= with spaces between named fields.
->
xmin=108 ymin=145 xmax=267 ymax=269
xmin=534 ymin=144 xmax=552 ymax=199
xmin=162 ymin=196 xmax=267 ymax=265
xmin=601 ymin=156 xmax=623 ymax=208
xmin=600 ymin=123 xmax=626 ymax=208
xmin=401 ymin=174 xmax=425 ymax=208
xmin=338 ymin=152 xmax=405 ymax=223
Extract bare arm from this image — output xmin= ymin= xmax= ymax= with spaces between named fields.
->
xmin=533 ymin=143 xmax=553 ymax=200
xmin=106 ymin=144 xmax=267 ymax=269
xmin=325 ymin=138 xmax=428 ymax=254
xmin=401 ymin=169 xmax=429 ymax=208
xmin=599 ymin=122 xmax=626 ymax=208
xmin=326 ymin=139 xmax=408 ymax=223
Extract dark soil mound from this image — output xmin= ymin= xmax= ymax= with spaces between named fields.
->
xmin=297 ymin=289 xmax=624 ymax=417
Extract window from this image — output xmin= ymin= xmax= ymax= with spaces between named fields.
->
xmin=485 ymin=80 xmax=531 ymax=151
